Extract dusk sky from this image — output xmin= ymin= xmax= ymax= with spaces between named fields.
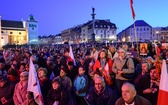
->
xmin=0 ymin=0 xmax=167 ymax=36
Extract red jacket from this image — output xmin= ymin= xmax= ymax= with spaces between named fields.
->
xmin=93 ymin=58 xmax=113 ymax=74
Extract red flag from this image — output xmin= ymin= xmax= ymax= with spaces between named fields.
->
xmin=157 ymin=60 xmax=168 ymax=105
xmin=69 ymin=45 xmax=76 ymax=66
xmin=28 ymin=58 xmax=44 ymax=105
xmin=103 ymin=63 xmax=113 ymax=85
xmin=130 ymin=0 xmax=135 ymax=19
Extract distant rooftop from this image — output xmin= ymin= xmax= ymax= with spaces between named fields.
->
xmin=127 ymin=20 xmax=152 ymax=29
xmin=1 ymin=20 xmax=23 ymax=28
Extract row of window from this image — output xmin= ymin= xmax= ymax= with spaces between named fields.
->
xmin=29 ymin=24 xmax=37 ymax=28
xmin=95 ymin=25 xmax=115 ymax=28
xmin=1 ymin=31 xmax=22 ymax=35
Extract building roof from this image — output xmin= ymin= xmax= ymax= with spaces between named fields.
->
xmin=85 ymin=19 xmax=117 ymax=29
xmin=1 ymin=20 xmax=24 ymax=28
xmin=126 ymin=20 xmax=152 ymax=29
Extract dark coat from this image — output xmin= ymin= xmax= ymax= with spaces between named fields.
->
xmin=135 ymin=75 xmax=158 ymax=105
xmin=0 ymin=81 xmax=15 ymax=105
xmin=115 ymin=95 xmax=152 ymax=105
xmin=46 ymin=86 xmax=68 ymax=105
xmin=84 ymin=85 xmax=117 ymax=105
xmin=39 ymin=79 xmax=52 ymax=105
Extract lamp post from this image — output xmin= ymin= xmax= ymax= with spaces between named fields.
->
xmin=156 ymin=30 xmax=159 ymax=41
xmin=91 ymin=7 xmax=96 ymax=42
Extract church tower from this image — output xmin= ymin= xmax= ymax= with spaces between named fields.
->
xmin=26 ymin=14 xmax=38 ymax=44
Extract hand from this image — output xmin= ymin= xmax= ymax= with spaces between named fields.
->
xmin=99 ymin=67 xmax=103 ymax=72
xmin=143 ymin=88 xmax=152 ymax=94
xmin=53 ymin=101 xmax=59 ymax=105
xmin=76 ymin=91 xmax=79 ymax=95
xmin=117 ymin=70 xmax=123 ymax=75
xmin=1 ymin=97 xmax=7 ymax=104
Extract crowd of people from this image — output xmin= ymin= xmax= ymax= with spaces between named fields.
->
xmin=0 ymin=42 xmax=167 ymax=105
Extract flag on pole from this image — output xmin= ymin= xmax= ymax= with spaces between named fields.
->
xmin=28 ymin=58 xmax=44 ymax=105
xmin=103 ymin=63 xmax=113 ymax=85
xmin=130 ymin=0 xmax=135 ymax=19
xmin=157 ymin=60 xmax=168 ymax=105
xmin=69 ymin=45 xmax=76 ymax=66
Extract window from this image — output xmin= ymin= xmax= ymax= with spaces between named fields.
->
xmin=32 ymin=28 xmax=34 ymax=30
xmin=144 ymin=28 xmax=146 ymax=31
xmin=10 ymin=32 xmax=13 ymax=34
xmin=101 ymin=30 xmax=103 ymax=33
xmin=100 ymin=25 xmax=103 ymax=28
xmin=83 ymin=29 xmax=85 ymax=32
xmin=137 ymin=28 xmax=139 ymax=31
xmin=101 ymin=34 xmax=103 ymax=38
xmin=96 ymin=30 xmax=98 ymax=34
xmin=19 ymin=32 xmax=21 ymax=35
xmin=1 ymin=31 xmax=3 ymax=33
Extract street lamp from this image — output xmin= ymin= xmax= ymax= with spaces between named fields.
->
xmin=122 ymin=37 xmax=126 ymax=42
xmin=156 ymin=30 xmax=159 ymax=41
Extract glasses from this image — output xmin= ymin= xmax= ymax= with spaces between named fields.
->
xmin=118 ymin=52 xmax=124 ymax=53
xmin=95 ymin=83 xmax=102 ymax=85
xmin=20 ymin=75 xmax=27 ymax=78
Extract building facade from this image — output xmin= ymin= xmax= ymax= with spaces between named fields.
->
xmin=61 ymin=19 xmax=117 ymax=44
xmin=27 ymin=14 xmax=38 ymax=44
xmin=0 ymin=15 xmax=38 ymax=48
xmin=117 ymin=20 xmax=153 ymax=42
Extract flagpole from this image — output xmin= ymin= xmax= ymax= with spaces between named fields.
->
xmin=130 ymin=0 xmax=139 ymax=58
xmin=133 ymin=19 xmax=139 ymax=58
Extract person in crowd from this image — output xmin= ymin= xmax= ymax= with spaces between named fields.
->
xmin=135 ymin=66 xmax=159 ymax=105
xmin=18 ymin=63 xmax=26 ymax=75
xmin=12 ymin=50 xmax=23 ymax=64
xmin=93 ymin=50 xmax=114 ymax=86
xmin=38 ymin=52 xmax=47 ymax=68
xmin=13 ymin=71 xmax=29 ymax=105
xmin=0 ymin=52 xmax=5 ymax=63
xmin=46 ymin=60 xmax=56 ymax=80
xmin=0 ymin=75 xmax=15 ymax=105
xmin=3 ymin=50 xmax=13 ymax=67
xmin=24 ymin=51 xmax=32 ymax=60
xmin=0 ymin=62 xmax=7 ymax=76
xmin=112 ymin=48 xmax=135 ymax=97
xmin=25 ymin=64 xmax=29 ymax=72
xmin=85 ymin=76 xmax=117 ymax=105
xmin=37 ymin=67 xmax=52 ymax=105
xmin=60 ymin=49 xmax=73 ymax=67
xmin=146 ymin=56 xmax=154 ymax=69
xmin=115 ymin=82 xmax=152 ymax=105
xmin=73 ymin=66 xmax=88 ymax=105
xmin=108 ymin=45 xmax=118 ymax=60
xmin=55 ymin=67 xmax=72 ymax=94
xmin=134 ymin=62 xmax=150 ymax=84
xmin=90 ymin=47 xmax=99 ymax=61
xmin=66 ymin=61 xmax=78 ymax=82
xmin=47 ymin=78 xmax=68 ymax=105
xmin=7 ymin=68 xmax=19 ymax=84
